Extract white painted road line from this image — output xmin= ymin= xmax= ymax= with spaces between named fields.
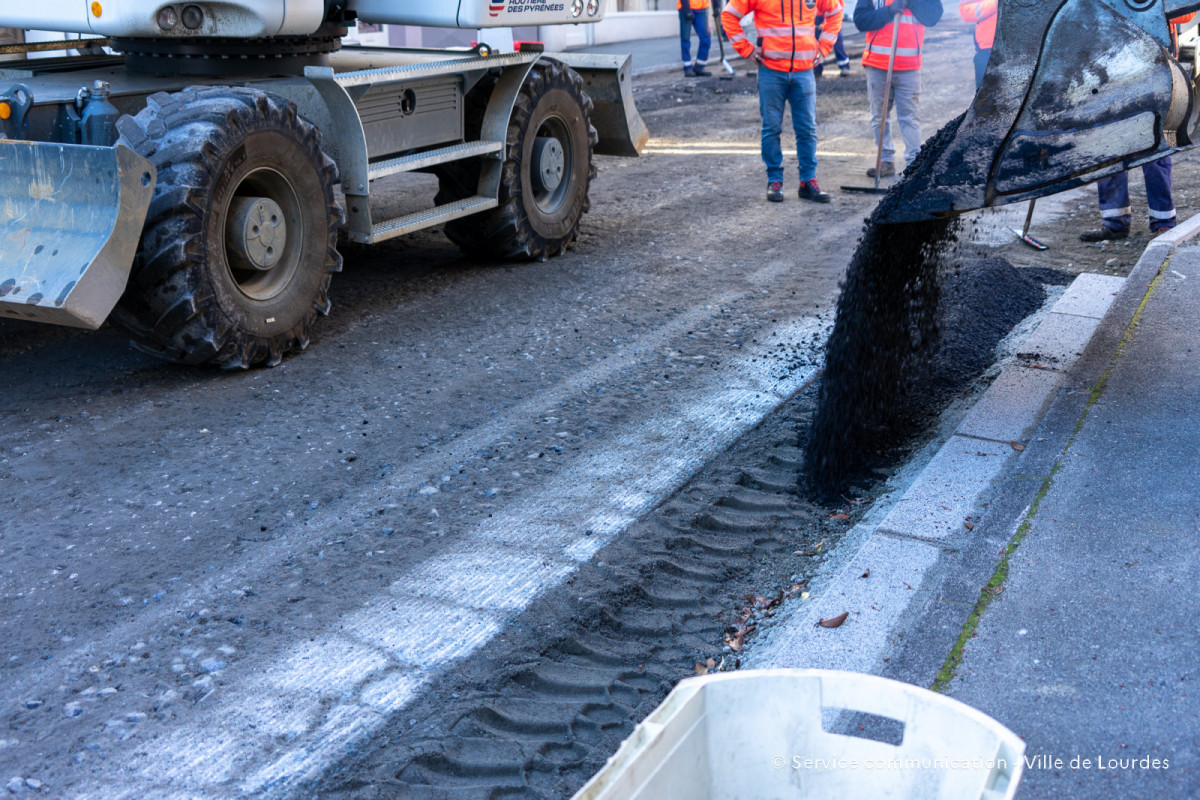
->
xmin=102 ymin=318 xmax=825 ymax=797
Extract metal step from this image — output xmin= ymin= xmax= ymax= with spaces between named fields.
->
xmin=368 ymin=141 xmax=503 ymax=182
xmin=359 ymin=195 xmax=498 ymax=244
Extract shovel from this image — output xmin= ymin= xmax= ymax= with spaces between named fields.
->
xmin=1011 ymin=199 xmax=1048 ymax=249
xmin=841 ymin=13 xmax=901 ymax=195
xmin=711 ymin=0 xmax=736 ymax=77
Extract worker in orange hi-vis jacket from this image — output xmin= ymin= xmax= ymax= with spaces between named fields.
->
xmin=958 ymin=0 xmax=996 ymax=88
xmin=721 ymin=0 xmax=844 ymax=204
xmin=678 ymin=0 xmax=714 ymax=77
xmin=853 ymin=0 xmax=943 ymax=179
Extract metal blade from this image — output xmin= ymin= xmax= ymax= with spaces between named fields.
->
xmin=1 ymin=142 xmax=155 ymax=329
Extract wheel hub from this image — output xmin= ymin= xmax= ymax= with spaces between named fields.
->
xmin=226 ymin=196 xmax=287 ymax=272
xmin=532 ymin=136 xmax=565 ymax=193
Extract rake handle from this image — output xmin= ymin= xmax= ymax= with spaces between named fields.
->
xmin=872 ymin=13 xmax=902 ymax=190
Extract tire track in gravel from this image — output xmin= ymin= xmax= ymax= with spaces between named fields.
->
xmin=314 ymin=393 xmax=834 ymax=799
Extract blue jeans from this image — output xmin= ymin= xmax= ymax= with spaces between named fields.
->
xmin=973 ymin=48 xmax=991 ymax=89
xmin=1097 ymin=157 xmax=1175 ymax=232
xmin=757 ymin=66 xmax=818 ymax=183
xmin=679 ymin=9 xmax=711 ymax=67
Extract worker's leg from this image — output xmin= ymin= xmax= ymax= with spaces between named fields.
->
xmin=758 ymin=67 xmax=788 ymax=185
xmin=891 ymin=68 xmax=922 ymax=170
xmin=787 ymin=69 xmax=819 ymax=182
xmin=679 ymin=9 xmax=693 ymax=72
xmin=1097 ymin=172 xmax=1132 ymax=231
xmin=864 ymin=65 xmax=895 ymax=166
xmin=835 ymin=32 xmax=850 ymax=70
xmin=1142 ymin=156 xmax=1176 ymax=232
xmin=973 ymin=48 xmax=991 ymax=89
xmin=693 ymin=11 xmax=711 ymax=68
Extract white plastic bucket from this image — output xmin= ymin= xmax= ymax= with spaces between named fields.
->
xmin=573 ymin=669 xmax=1024 ymax=800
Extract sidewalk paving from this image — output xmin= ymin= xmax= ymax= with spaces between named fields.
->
xmin=946 ymin=236 xmax=1200 ymax=797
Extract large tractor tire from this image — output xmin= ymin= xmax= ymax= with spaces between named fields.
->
xmin=437 ymin=58 xmax=598 ymax=261
xmin=113 ymin=87 xmax=342 ymax=368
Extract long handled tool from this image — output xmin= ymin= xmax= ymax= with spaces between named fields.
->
xmin=841 ymin=7 xmax=902 ymax=195
xmin=711 ymin=0 xmax=736 ymax=77
xmin=1011 ymin=199 xmax=1048 ymax=249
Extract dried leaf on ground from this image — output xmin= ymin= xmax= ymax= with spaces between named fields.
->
xmin=964 ymin=521 xmax=975 ymax=531
xmin=860 ymin=568 xmax=870 ymax=579
xmin=725 ymin=619 xmax=757 ymax=651
xmin=706 ymin=657 xmax=716 ymax=669
xmin=817 ymin=611 xmax=850 ymax=629
xmin=829 ymin=513 xmax=851 ymax=521
xmin=1010 ymin=441 xmax=1026 ymax=451
xmin=695 ymin=661 xmax=709 ymax=675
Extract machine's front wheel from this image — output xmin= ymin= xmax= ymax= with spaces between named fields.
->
xmin=114 ymin=87 xmax=342 ymax=368
xmin=440 ymin=58 xmax=598 ymax=260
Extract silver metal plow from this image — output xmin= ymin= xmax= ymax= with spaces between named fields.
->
xmin=1 ymin=141 xmax=154 ymax=328
xmin=880 ymin=0 xmax=1200 ymax=223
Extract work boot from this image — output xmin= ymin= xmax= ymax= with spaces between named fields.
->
xmin=691 ymin=64 xmax=712 ymax=77
xmin=767 ymin=181 xmax=784 ymax=203
xmin=1150 ymin=221 xmax=1177 ymax=234
xmin=682 ymin=65 xmax=694 ymax=77
xmin=798 ymin=179 xmax=831 ymax=204
xmin=1079 ymin=227 xmax=1129 ymax=242
xmin=839 ymin=63 xmax=851 ymax=77
xmin=866 ymin=162 xmax=895 ymax=179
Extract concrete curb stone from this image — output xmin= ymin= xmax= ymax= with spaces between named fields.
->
xmin=753 ymin=212 xmax=1200 ymax=685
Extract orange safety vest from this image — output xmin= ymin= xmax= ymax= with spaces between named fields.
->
xmin=722 ymin=0 xmax=845 ymax=73
xmin=678 ymin=0 xmax=711 ymax=9
xmin=958 ymin=0 xmax=997 ymax=50
xmin=862 ymin=0 xmax=926 ymax=71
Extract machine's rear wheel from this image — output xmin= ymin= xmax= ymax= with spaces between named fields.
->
xmin=113 ymin=87 xmax=342 ymax=368
xmin=438 ymin=58 xmax=598 ymax=260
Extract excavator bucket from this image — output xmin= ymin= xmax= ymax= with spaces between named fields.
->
xmin=0 ymin=141 xmax=155 ymax=328
xmin=880 ymin=0 xmax=1200 ymax=223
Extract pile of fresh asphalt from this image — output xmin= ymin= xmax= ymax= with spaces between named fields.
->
xmin=803 ymin=113 xmax=1069 ymax=497
xmin=309 ymin=261 xmax=1064 ymax=796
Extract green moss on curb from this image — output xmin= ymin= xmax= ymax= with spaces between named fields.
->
xmin=931 ymin=480 xmax=1045 ymax=693
xmin=930 ymin=258 xmax=1172 ymax=694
